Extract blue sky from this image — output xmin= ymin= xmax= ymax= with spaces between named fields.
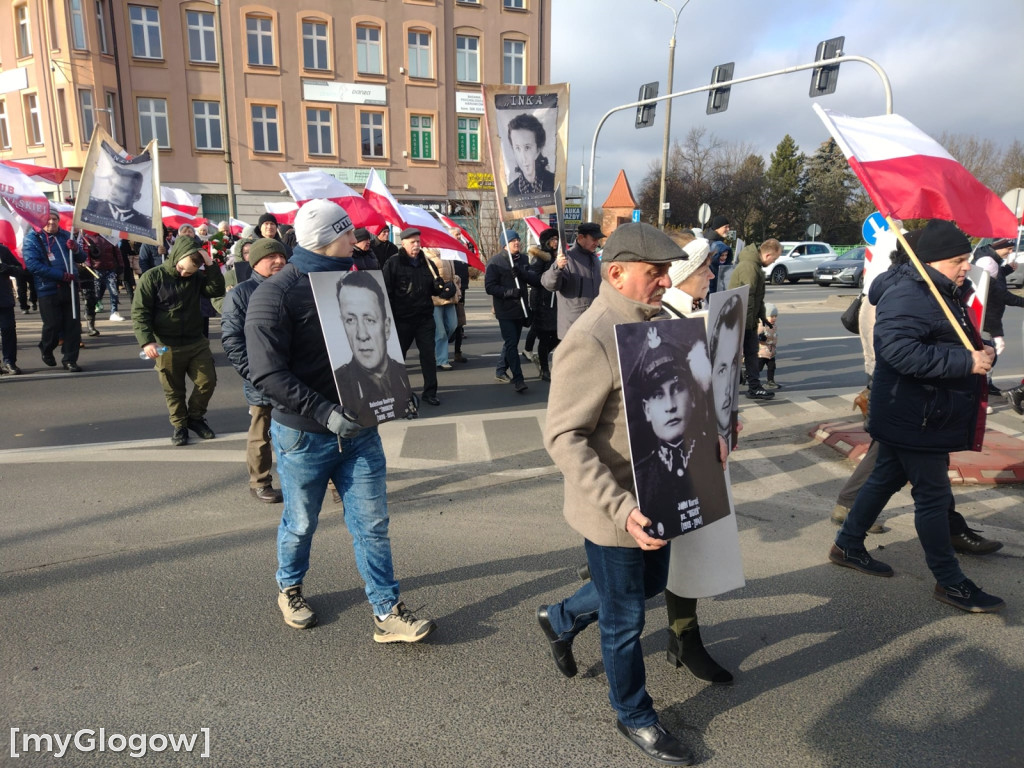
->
xmin=550 ymin=0 xmax=1024 ymax=210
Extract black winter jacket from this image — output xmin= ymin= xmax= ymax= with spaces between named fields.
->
xmin=381 ymin=248 xmax=443 ymax=321
xmin=244 ymin=246 xmax=353 ymax=434
xmin=0 ymin=245 xmax=27 ymax=309
xmin=527 ymin=245 xmax=557 ymax=332
xmin=973 ymin=245 xmax=1024 ymax=337
xmin=485 ymin=248 xmax=538 ymax=321
xmin=867 ymin=263 xmax=985 ymax=453
xmin=220 ymin=271 xmax=272 ymax=407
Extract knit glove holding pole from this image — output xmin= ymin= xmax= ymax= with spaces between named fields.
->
xmin=326 ymin=407 xmax=362 ymax=439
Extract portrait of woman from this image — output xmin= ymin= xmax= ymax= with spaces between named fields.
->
xmin=504 ymin=113 xmax=556 ymax=209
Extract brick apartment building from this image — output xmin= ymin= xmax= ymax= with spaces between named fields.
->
xmin=0 ymin=0 xmax=551 ymax=235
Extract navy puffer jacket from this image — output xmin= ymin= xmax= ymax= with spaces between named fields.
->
xmin=867 ymin=262 xmax=985 ymax=453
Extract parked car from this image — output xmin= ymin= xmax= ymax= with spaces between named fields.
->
xmin=814 ymin=247 xmax=867 ymax=288
xmin=762 ymin=241 xmax=837 ymax=284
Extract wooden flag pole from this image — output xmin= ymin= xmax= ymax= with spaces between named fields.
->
xmin=886 ymin=216 xmax=974 ymax=351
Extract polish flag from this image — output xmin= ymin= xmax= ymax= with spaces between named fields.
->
xmin=229 ymin=217 xmax=250 ymax=236
xmin=279 ymin=170 xmax=386 ymax=230
xmin=523 ymin=216 xmax=550 ymax=243
xmin=51 ymin=201 xmax=76 ymax=232
xmin=814 ymin=105 xmax=1017 ymax=237
xmin=161 ymin=207 xmax=201 ymax=231
xmin=0 ymin=205 xmax=25 ymax=264
xmin=362 ymin=169 xmax=469 ymax=258
xmin=964 ymin=267 xmax=990 ymax=333
xmin=434 ymin=211 xmax=484 ymax=271
xmin=160 ymin=187 xmax=200 ymax=216
xmin=0 ymin=159 xmax=69 ymax=186
xmin=0 ymin=164 xmax=51 ymax=230
xmin=264 ymin=201 xmax=299 ymax=225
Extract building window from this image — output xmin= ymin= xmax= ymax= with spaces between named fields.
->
xmin=504 ymin=0 xmax=525 ymax=7
xmin=105 ymin=91 xmax=117 ymax=141
xmin=138 ymin=97 xmax=169 ymax=148
xmin=409 ymin=115 xmax=433 ymax=161
xmin=129 ymin=5 xmax=162 ymax=59
xmin=48 ymin=0 xmax=60 ymax=48
xmin=79 ymin=89 xmax=95 ymax=141
xmin=56 ymin=89 xmax=71 ymax=143
xmin=0 ymin=101 xmax=10 ymax=149
xmin=360 ymin=111 xmax=384 ymax=158
xmin=246 ymin=15 xmax=274 ymax=67
xmin=16 ymin=5 xmax=32 ymax=58
xmin=193 ymin=100 xmax=222 ymax=150
xmin=356 ymin=25 xmax=382 ymax=75
xmin=186 ymin=10 xmax=216 ymax=63
xmin=503 ymin=39 xmax=525 ymax=85
xmin=457 ymin=117 xmax=480 ymax=162
xmin=306 ymin=107 xmax=332 ymax=156
xmin=407 ymin=30 xmax=431 ymax=79
xmin=456 ymin=35 xmax=479 ymax=83
xmin=302 ymin=20 xmax=328 ymax=70
xmin=95 ymin=1 xmax=110 ymax=53
xmin=24 ymin=94 xmax=42 ymax=145
xmin=251 ymin=104 xmax=279 ymax=153
xmin=69 ymin=0 xmax=88 ymax=49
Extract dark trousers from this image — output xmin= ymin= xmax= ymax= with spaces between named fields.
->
xmin=0 ymin=306 xmax=17 ymax=363
xmin=837 ymin=441 xmax=965 ymax=586
xmin=17 ymin=274 xmax=36 ymax=310
xmin=742 ymin=326 xmax=761 ymax=390
xmin=537 ymin=330 xmax=559 ymax=374
xmin=396 ymin=315 xmax=437 ymax=398
xmin=523 ymin=325 xmax=538 ymax=353
xmin=758 ymin=356 xmax=776 ymax=381
xmin=836 ymin=439 xmax=968 ymax=535
xmin=38 ymin=292 xmax=81 ymax=364
xmin=497 ymin=318 xmax=525 ymax=383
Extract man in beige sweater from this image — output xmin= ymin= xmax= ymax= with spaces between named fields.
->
xmin=536 ymin=222 xmax=694 ymax=766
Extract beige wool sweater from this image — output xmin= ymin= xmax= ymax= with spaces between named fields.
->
xmin=544 ymin=281 xmax=666 ymax=547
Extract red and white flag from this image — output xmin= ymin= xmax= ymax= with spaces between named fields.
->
xmin=0 ymin=205 xmax=25 ymax=263
xmin=229 ymin=217 xmax=250 ymax=236
xmin=0 ymin=159 xmax=69 ymax=186
xmin=362 ymin=169 xmax=469 ymax=258
xmin=523 ymin=216 xmax=550 ymax=243
xmin=160 ymin=187 xmax=200 ymax=215
xmin=814 ymin=105 xmax=1018 ymax=237
xmin=434 ymin=211 xmax=485 ymax=271
xmin=51 ymin=201 xmax=75 ymax=232
xmin=0 ymin=164 xmax=51 ymax=230
xmin=279 ymin=170 xmax=386 ymax=230
xmin=264 ymin=201 xmax=299 ymax=225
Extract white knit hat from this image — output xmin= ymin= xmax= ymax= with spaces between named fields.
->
xmin=295 ymin=199 xmax=353 ymax=251
xmin=668 ymin=238 xmax=711 ymax=286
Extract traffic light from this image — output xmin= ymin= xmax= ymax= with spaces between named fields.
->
xmin=810 ymin=36 xmax=844 ymax=97
xmin=706 ymin=63 xmax=734 ymax=115
xmin=635 ymin=82 xmax=658 ymax=129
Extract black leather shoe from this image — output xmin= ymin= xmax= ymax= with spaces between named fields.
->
xmin=536 ymin=605 xmax=577 ymax=678
xmin=63 ymin=361 xmax=82 ymax=372
xmin=951 ymin=527 xmax=1003 ymax=555
xmin=171 ymin=426 xmax=189 ymax=446
xmin=41 ymin=353 xmax=57 ymax=367
xmin=251 ymin=486 xmax=283 ymax=503
xmin=666 ymin=628 xmax=733 ymax=685
xmin=187 ymin=419 xmax=216 ymax=440
xmin=422 ymin=395 xmax=441 ymax=406
xmin=615 ymin=721 xmax=694 ymax=765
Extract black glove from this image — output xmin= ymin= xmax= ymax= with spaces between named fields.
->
xmin=61 ymin=273 xmax=75 ymax=283
xmin=763 ymin=320 xmax=774 ymax=329
xmin=433 ymin=278 xmax=446 ymax=293
xmin=503 ymin=288 xmax=521 ymax=300
xmin=326 ymin=407 xmax=362 ymax=439
xmin=511 ymin=266 xmax=523 ymax=281
xmin=758 ymin=333 xmax=767 ymax=342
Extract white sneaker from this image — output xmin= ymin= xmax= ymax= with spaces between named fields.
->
xmin=109 ymin=312 xmax=125 ymax=322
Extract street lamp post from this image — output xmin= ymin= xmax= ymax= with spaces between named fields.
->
xmin=654 ymin=0 xmax=691 ymax=230
xmin=212 ymin=0 xmax=236 ymax=219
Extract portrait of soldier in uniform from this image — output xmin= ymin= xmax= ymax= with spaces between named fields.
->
xmin=618 ymin=319 xmax=730 ymax=539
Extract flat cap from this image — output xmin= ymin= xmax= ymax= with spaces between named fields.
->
xmin=601 ymin=222 xmax=685 ymax=264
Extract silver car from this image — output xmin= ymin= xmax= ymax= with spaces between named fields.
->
xmin=815 ymin=247 xmax=867 ymax=288
xmin=763 ymin=241 xmax=837 ymax=284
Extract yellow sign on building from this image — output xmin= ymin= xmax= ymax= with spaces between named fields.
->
xmin=467 ymin=173 xmax=494 ymax=190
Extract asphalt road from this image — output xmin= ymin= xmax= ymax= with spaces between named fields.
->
xmin=2 ymin=281 xmax=1023 ymax=767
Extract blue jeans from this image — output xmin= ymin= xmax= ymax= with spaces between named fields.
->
xmin=271 ymin=421 xmax=400 ymax=615
xmin=95 ymin=269 xmax=119 ymax=312
xmin=497 ymin=318 xmax=525 ymax=383
xmin=837 ymin=441 xmax=965 ymax=586
xmin=546 ymin=539 xmax=670 ymax=728
xmin=433 ymin=304 xmax=457 ymax=366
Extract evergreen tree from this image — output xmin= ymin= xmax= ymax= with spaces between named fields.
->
xmin=804 ymin=138 xmax=859 ymax=243
xmin=763 ymin=134 xmax=806 ymax=241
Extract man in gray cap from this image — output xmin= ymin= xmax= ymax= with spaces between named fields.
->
xmin=541 ymin=221 xmax=605 ymax=339
xmin=536 ymin=222 xmax=695 ymax=765
xmin=350 ymin=228 xmax=380 ymax=271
